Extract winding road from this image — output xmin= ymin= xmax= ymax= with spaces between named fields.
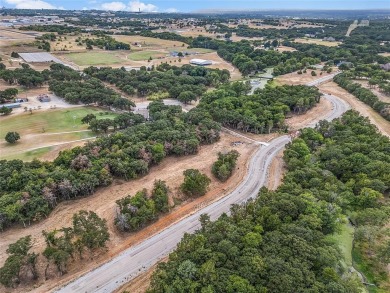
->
xmin=55 ymin=79 xmax=351 ymax=293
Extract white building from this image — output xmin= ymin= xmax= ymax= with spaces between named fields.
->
xmin=189 ymin=59 xmax=212 ymax=66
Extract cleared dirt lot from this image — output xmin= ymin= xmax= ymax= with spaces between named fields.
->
xmin=275 ymin=69 xmax=336 ymax=86
xmin=318 ymin=81 xmax=390 ymax=137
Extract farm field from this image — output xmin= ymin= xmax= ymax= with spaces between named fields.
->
xmin=293 ymin=38 xmax=341 ymax=46
xmin=64 ymin=52 xmax=124 ymax=66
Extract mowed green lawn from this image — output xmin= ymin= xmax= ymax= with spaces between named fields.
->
xmin=0 ymin=107 xmax=116 ymax=137
xmin=128 ymin=50 xmax=166 ymax=61
xmin=66 ymin=52 xmax=123 ymax=66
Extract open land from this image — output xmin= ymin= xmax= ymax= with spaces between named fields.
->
xmin=275 ymin=69 xmax=337 ymax=86
xmin=0 ymin=107 xmax=116 ymax=160
xmin=293 ymin=38 xmax=341 ymax=47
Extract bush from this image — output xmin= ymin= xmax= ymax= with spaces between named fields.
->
xmin=181 ymin=169 xmax=211 ymax=197
xmin=212 ymin=150 xmax=240 ymax=181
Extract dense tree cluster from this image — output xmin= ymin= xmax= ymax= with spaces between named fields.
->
xmin=212 ymin=150 xmax=240 ymax=181
xmin=0 ymin=88 xmax=18 ymax=104
xmin=19 ymin=24 xmax=81 ymax=35
xmin=0 ymin=236 xmax=38 ymax=287
xmin=148 ymin=111 xmax=389 ymax=292
xmin=0 ymin=102 xmax=220 ymax=230
xmin=84 ymin=64 xmax=230 ymax=99
xmin=84 ymin=35 xmax=130 ymax=50
xmin=334 ymin=74 xmax=390 ymax=121
xmin=198 ymin=83 xmax=321 ymax=133
xmin=42 ymin=210 xmax=109 ymax=277
xmin=82 ymin=112 xmax=145 ymax=133
xmin=115 ymin=180 xmax=169 ymax=232
xmin=0 ymin=64 xmax=47 ymax=88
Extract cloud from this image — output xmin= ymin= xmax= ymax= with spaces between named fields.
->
xmin=165 ymin=8 xmax=178 ymax=13
xmin=101 ymin=1 xmax=127 ymax=11
xmin=5 ymin=0 xmax=57 ymax=9
xmin=99 ymin=1 xmax=160 ymax=12
xmin=127 ymin=1 xmax=158 ymax=12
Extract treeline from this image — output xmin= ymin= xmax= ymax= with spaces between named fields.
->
xmin=148 ymin=111 xmax=389 ymax=292
xmin=198 ymin=82 xmax=321 ymax=133
xmin=0 ymin=101 xmax=220 ymax=231
xmin=139 ymin=31 xmax=191 ymax=44
xmin=0 ymin=63 xmax=47 ymax=88
xmin=334 ymin=74 xmax=390 ymax=121
xmin=84 ymin=63 xmax=230 ymax=99
xmin=0 ymin=210 xmax=109 ymax=287
xmin=20 ymin=24 xmax=81 ymax=34
xmin=84 ymin=35 xmax=130 ymax=50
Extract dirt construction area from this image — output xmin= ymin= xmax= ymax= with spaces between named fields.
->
xmin=275 ymin=69 xmax=336 ymax=86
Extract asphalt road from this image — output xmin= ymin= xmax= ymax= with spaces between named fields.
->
xmin=56 ymin=78 xmax=350 ymax=293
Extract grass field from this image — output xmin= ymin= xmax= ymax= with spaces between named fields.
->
xmin=66 ymin=52 xmax=123 ymax=66
xmin=328 ymin=219 xmax=354 ymax=269
xmin=170 ymin=48 xmax=215 ymax=54
xmin=2 ymin=146 xmax=53 ymax=161
xmin=0 ymin=107 xmax=116 ymax=137
xmin=294 ymin=38 xmax=341 ymax=47
xmin=127 ymin=50 xmax=167 ymax=61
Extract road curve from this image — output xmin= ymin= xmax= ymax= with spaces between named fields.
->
xmin=55 ymin=81 xmax=350 ymax=293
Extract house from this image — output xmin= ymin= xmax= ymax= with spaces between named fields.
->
xmin=380 ymin=63 xmax=390 ymax=71
xmin=323 ymin=37 xmax=336 ymax=42
xmin=190 ymin=59 xmax=212 ymax=66
xmin=38 ymin=94 xmax=51 ymax=102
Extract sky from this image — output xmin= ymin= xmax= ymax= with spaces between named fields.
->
xmin=1 ymin=0 xmax=389 ymax=12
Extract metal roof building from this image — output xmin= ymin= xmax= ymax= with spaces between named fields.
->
xmin=189 ymin=59 xmax=212 ymax=66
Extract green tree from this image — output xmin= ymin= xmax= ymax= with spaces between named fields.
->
xmin=5 ymin=131 xmax=20 ymax=144
xmin=181 ymin=169 xmax=211 ymax=197
xmin=72 ymin=210 xmax=109 ymax=250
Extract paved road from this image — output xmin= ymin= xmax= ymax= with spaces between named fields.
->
xmin=305 ymin=72 xmax=340 ymax=87
xmin=56 ymin=77 xmax=350 ymax=293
